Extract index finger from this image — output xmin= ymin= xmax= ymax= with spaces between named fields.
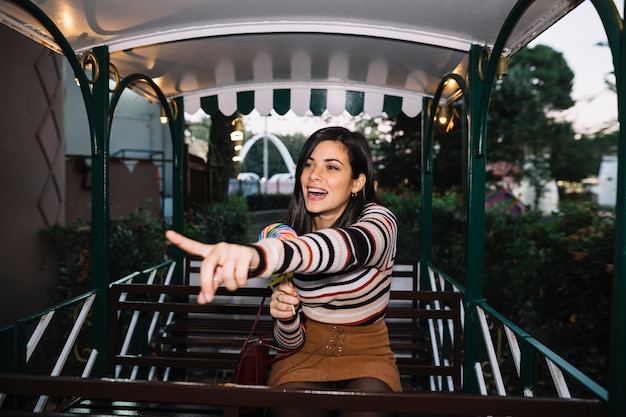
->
xmin=165 ymin=230 xmax=210 ymax=257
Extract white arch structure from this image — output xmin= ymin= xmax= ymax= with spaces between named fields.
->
xmin=239 ymin=133 xmax=296 ymax=176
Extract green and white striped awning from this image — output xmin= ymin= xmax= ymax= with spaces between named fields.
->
xmin=0 ymin=0 xmax=582 ymax=117
xmin=187 ymin=88 xmax=423 ymax=118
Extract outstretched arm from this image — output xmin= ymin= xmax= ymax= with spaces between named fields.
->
xmin=165 ymin=230 xmax=260 ymax=303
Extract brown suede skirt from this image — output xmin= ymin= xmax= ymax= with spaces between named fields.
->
xmin=267 ymin=318 xmax=402 ymax=392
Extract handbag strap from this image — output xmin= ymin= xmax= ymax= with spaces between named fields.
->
xmin=243 ymin=287 xmax=271 ymax=345
xmin=241 ymin=287 xmax=303 ymax=361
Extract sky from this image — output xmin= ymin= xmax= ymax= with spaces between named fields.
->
xmin=187 ymin=1 xmax=619 ymax=137
xmin=529 ymin=0 xmax=618 ymax=135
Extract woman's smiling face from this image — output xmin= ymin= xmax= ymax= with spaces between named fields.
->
xmin=300 ymin=140 xmax=365 ymax=231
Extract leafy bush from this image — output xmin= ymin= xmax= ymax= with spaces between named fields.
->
xmin=184 ymin=195 xmax=252 ymax=244
xmin=44 ymin=209 xmax=168 ymax=298
xmin=379 ymin=190 xmax=421 ymax=259
xmin=379 ymin=189 xmax=465 ymax=272
xmin=44 ymin=197 xmax=252 ymax=299
xmin=380 ymin=190 xmax=611 ymax=391
xmin=483 ymin=201 xmax=613 ymax=391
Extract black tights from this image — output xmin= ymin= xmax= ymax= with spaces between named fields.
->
xmin=270 ymin=377 xmax=394 ymax=417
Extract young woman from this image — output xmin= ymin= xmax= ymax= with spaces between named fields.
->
xmin=166 ymin=127 xmax=400 ymax=416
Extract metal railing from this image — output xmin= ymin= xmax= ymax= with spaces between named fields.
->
xmin=0 ymin=260 xmax=175 ymax=413
xmin=113 ymin=261 xmax=177 ymax=381
xmin=426 ymin=264 xmax=607 ymax=401
xmin=0 ymin=258 xmax=608 ymax=414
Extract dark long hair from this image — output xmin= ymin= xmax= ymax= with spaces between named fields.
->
xmin=283 ymin=126 xmax=378 ymax=234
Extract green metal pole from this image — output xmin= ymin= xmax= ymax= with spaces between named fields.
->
xmin=420 ymin=98 xmax=434 ymax=291
xmin=463 ymin=44 xmax=488 ymax=394
xmin=589 ymin=1 xmax=624 ymax=415
xmin=90 ymin=46 xmax=111 ymax=377
xmin=110 ymin=77 xmax=186 ymax=286
xmin=518 ymin=338 xmax=538 ymax=396
xmin=171 ymin=97 xmax=186 ymax=285
xmin=462 ymin=0 xmax=534 ymax=394
xmin=609 ymin=28 xmax=626 ymax=417
xmin=420 ymin=75 xmax=467 ymax=292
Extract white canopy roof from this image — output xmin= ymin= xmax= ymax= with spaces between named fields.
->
xmin=0 ymin=0 xmax=582 ymax=116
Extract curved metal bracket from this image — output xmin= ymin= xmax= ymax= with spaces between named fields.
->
xmin=110 ymin=74 xmax=181 ymax=169
xmin=476 ymin=0 xmax=534 ymax=159
xmin=79 ymin=51 xmax=100 ymax=85
xmin=424 ymin=73 xmax=468 ymax=174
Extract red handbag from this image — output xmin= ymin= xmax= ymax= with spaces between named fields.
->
xmin=233 ymin=335 xmax=271 ymax=385
xmin=233 ymin=289 xmax=301 ymax=385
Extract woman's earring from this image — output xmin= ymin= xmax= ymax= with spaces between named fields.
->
xmin=351 ymin=192 xmax=357 ymax=198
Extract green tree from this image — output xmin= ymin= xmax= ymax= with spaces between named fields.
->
xmin=362 ymin=108 xmax=463 ymax=193
xmin=188 ymin=117 xmax=211 ymax=142
xmin=551 ymin=127 xmax=617 ymax=183
xmin=373 ymin=112 xmax=422 ymax=191
xmin=208 ymin=112 xmax=239 ymax=202
xmin=488 ymin=44 xmax=575 ymax=209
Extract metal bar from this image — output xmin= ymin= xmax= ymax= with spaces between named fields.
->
xmin=445 ymin=310 xmax=457 ymax=391
xmin=25 ymin=311 xmax=54 ymax=362
xmin=480 ymin=301 xmax=607 ymax=401
xmin=463 ymin=44 xmax=487 ymax=395
xmin=90 ymin=45 xmax=112 ymax=377
xmin=81 ymin=349 xmax=99 ymax=378
xmin=546 ymin=358 xmax=571 ymax=399
xmin=0 ymin=325 xmax=13 ymax=373
xmin=476 ymin=0 xmax=534 ymax=158
xmin=48 ymin=295 xmax=96 ymax=375
xmin=429 ymin=265 xmax=465 ymax=294
xmin=519 ymin=332 xmax=538 ymax=397
xmin=170 ymin=97 xmax=186 ymax=285
xmin=420 ymin=75 xmax=468 ymax=294
xmin=426 ymin=305 xmax=442 ymax=391
xmin=15 ymin=319 xmax=27 ymax=375
xmin=463 ymin=0 xmax=534 ymax=395
xmin=476 ymin=306 xmax=506 ymax=396
xmin=420 ymin=98 xmax=434 ymax=290
xmin=33 ymin=294 xmax=96 ymax=412
xmin=116 ymin=269 xmax=159 ymax=378
xmin=115 ymin=307 xmax=141 ymax=378
xmin=588 ymin=2 xmax=626 ymax=416
xmin=503 ymin=326 xmax=521 ymax=377
xmin=14 ymin=291 xmax=97 ymax=376
xmin=474 ymin=362 xmax=488 ymax=395
xmin=147 ymin=263 xmax=176 ymax=340
xmin=147 ymin=263 xmax=177 ymax=379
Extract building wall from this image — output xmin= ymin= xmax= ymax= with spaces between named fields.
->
xmin=0 ymin=25 xmax=178 ymax=325
xmin=63 ymin=63 xmax=173 ymax=219
xmin=0 ymin=25 xmax=64 ymax=324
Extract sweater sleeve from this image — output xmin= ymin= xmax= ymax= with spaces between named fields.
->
xmin=273 ymin=312 xmax=305 ymax=349
xmin=250 ymin=204 xmax=397 ymax=278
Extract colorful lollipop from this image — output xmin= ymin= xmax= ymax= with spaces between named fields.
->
xmin=258 ymin=223 xmax=297 ymax=288
xmin=259 ymin=223 xmax=298 ymax=241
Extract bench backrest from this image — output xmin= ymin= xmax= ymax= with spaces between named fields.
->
xmin=109 ymin=257 xmax=462 ymax=391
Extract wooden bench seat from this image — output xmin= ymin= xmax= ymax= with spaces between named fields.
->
xmin=108 ymin=258 xmax=462 ymax=391
xmin=0 ymin=374 xmax=607 ymax=417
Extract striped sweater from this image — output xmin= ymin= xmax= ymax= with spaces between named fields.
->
xmin=251 ymin=203 xmax=397 ymax=349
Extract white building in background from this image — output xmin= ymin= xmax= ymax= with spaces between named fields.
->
xmin=591 ymin=155 xmax=618 ymax=207
xmin=513 ymin=178 xmax=560 ymax=215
